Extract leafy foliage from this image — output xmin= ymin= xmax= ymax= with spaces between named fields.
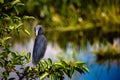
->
xmin=0 ymin=48 xmax=89 ymax=80
xmin=0 ymin=0 xmax=34 ymax=40
xmin=38 ymin=59 xmax=89 ymax=80
xmin=0 ymin=43 xmax=89 ymax=80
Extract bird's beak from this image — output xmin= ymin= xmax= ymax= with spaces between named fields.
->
xmin=36 ymin=29 xmax=39 ymax=36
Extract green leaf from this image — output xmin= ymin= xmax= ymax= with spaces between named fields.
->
xmin=0 ymin=61 xmax=4 ymax=67
xmin=23 ymin=16 xmax=35 ymax=19
xmin=50 ymin=74 xmax=52 ymax=80
xmin=4 ymin=37 xmax=11 ymax=41
xmin=26 ymin=52 xmax=31 ymax=62
xmin=9 ymin=26 xmax=14 ymax=30
xmin=19 ymin=50 xmax=26 ymax=56
xmin=11 ymin=0 xmax=20 ymax=5
xmin=14 ymin=6 xmax=19 ymax=15
xmin=61 ymin=60 xmax=69 ymax=67
xmin=23 ymin=29 xmax=30 ymax=36
xmin=75 ymin=67 xmax=84 ymax=74
xmin=5 ymin=37 xmax=11 ymax=41
xmin=2 ymin=71 xmax=9 ymax=77
xmin=16 ymin=2 xmax=24 ymax=6
xmin=15 ymin=23 xmax=23 ymax=29
xmin=69 ymin=66 xmax=74 ymax=78
xmin=54 ymin=62 xmax=64 ymax=68
xmin=24 ymin=66 xmax=30 ymax=74
xmin=0 ymin=37 xmax=11 ymax=44
xmin=82 ymin=65 xmax=89 ymax=72
xmin=40 ymin=72 xmax=49 ymax=80
xmin=47 ymin=58 xmax=52 ymax=65
xmin=13 ymin=29 xmax=19 ymax=36
xmin=41 ymin=60 xmax=48 ymax=69
xmin=11 ymin=52 xmax=17 ymax=58
xmin=75 ymin=61 xmax=86 ymax=65
xmin=53 ymin=74 xmax=57 ymax=80
xmin=39 ymin=61 xmax=45 ymax=71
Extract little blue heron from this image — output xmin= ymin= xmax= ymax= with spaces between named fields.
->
xmin=32 ymin=25 xmax=47 ymax=66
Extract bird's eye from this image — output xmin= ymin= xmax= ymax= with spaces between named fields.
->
xmin=39 ymin=27 xmax=42 ymax=30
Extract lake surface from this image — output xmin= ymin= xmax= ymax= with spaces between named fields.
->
xmin=10 ymin=38 xmax=120 ymax=80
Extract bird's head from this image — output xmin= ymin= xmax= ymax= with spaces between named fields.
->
xmin=34 ymin=25 xmax=43 ymax=36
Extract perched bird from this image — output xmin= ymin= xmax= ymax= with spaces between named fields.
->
xmin=32 ymin=25 xmax=47 ymax=66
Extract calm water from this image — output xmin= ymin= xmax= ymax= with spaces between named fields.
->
xmin=9 ymin=39 xmax=120 ymax=80
xmin=71 ymin=44 xmax=120 ymax=80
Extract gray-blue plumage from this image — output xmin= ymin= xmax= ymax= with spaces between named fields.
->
xmin=32 ymin=25 xmax=47 ymax=65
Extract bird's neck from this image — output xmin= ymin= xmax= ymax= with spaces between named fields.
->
xmin=38 ymin=29 xmax=43 ymax=35
xmin=38 ymin=32 xmax=43 ymax=35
